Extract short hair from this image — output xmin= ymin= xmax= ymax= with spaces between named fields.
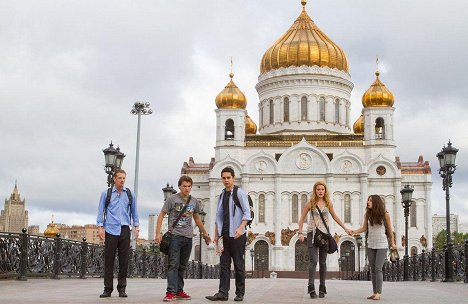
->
xmin=113 ymin=169 xmax=126 ymax=178
xmin=221 ymin=167 xmax=235 ymax=177
xmin=178 ymin=175 xmax=193 ymax=186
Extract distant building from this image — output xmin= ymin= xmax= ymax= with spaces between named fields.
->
xmin=459 ymin=223 xmax=468 ymax=234
xmin=0 ymin=182 xmax=28 ymax=233
xmin=432 ymin=214 xmax=459 ymax=240
xmin=28 ymin=225 xmax=40 ymax=235
xmin=59 ymin=224 xmax=103 ymax=245
xmin=148 ymin=214 xmax=156 ymax=241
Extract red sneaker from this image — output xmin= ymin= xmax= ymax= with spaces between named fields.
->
xmin=175 ymin=291 xmax=192 ymax=300
xmin=163 ymin=292 xmax=176 ymax=302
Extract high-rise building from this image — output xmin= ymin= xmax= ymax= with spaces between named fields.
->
xmin=28 ymin=225 xmax=40 ymax=235
xmin=59 ymin=224 xmax=103 ymax=245
xmin=0 ymin=182 xmax=29 ymax=233
xmin=148 ymin=214 xmax=156 ymax=241
xmin=432 ymin=214 xmax=459 ymax=240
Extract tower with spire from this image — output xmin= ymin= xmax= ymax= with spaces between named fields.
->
xmin=0 ymin=181 xmax=29 ymax=233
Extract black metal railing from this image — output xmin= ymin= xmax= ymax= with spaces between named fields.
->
xmin=0 ymin=229 xmax=219 ymax=280
xmin=345 ymin=241 xmax=467 ymax=283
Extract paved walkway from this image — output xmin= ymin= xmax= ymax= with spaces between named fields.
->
xmin=1 ymin=278 xmax=467 ymax=304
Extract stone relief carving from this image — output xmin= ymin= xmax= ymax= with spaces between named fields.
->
xmin=341 ymin=160 xmax=352 ymax=173
xmin=281 ymin=227 xmax=298 ymax=246
xmin=265 ymin=231 xmax=275 ymax=245
xmin=296 ymin=153 xmax=312 ymax=170
xmin=420 ymin=235 xmax=427 ymax=248
xmin=255 ymin=160 xmax=267 ymax=173
xmin=247 ymin=230 xmax=258 ymax=245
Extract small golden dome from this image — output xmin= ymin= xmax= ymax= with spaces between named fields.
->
xmin=44 ymin=222 xmax=59 ymax=237
xmin=260 ymin=1 xmax=349 ymax=74
xmin=353 ymin=114 xmax=364 ymax=134
xmin=362 ymin=71 xmax=394 ymax=107
xmin=215 ymin=73 xmax=247 ymax=109
xmin=245 ymin=114 xmax=257 ymax=134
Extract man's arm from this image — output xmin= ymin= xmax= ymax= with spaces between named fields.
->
xmin=97 ymin=191 xmax=106 ymax=240
xmin=155 ymin=211 xmax=167 ymax=244
xmin=131 ymin=191 xmax=140 ymax=239
xmin=193 ymin=213 xmax=211 ymax=245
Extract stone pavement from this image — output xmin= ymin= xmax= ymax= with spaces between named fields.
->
xmin=1 ymin=278 xmax=467 ymax=304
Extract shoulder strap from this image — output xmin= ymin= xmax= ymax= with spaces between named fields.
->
xmin=171 ymin=195 xmax=191 ymax=230
xmin=125 ymin=188 xmax=133 ymax=225
xmin=232 ymin=185 xmax=243 ymax=216
xmin=316 ymin=207 xmax=331 ymax=235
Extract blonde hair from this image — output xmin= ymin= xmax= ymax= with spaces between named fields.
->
xmin=308 ymin=181 xmax=331 ymax=210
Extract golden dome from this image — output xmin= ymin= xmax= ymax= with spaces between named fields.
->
xmin=215 ymin=73 xmax=247 ymax=109
xmin=245 ymin=114 xmax=257 ymax=134
xmin=260 ymin=1 xmax=349 ymax=74
xmin=362 ymin=71 xmax=394 ymax=107
xmin=353 ymin=114 xmax=364 ymax=134
xmin=44 ymin=222 xmax=59 ymax=237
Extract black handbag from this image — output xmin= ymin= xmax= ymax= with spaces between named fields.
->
xmin=314 ymin=207 xmax=338 ymax=254
xmin=159 ymin=195 xmax=191 ymax=255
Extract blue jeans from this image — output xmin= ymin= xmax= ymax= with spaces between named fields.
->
xmin=167 ymin=235 xmax=192 ymax=293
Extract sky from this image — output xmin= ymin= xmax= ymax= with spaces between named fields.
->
xmin=1 ymin=0 xmax=467 ymax=240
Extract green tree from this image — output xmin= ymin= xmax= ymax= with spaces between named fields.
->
xmin=434 ymin=229 xmax=468 ymax=250
xmin=434 ymin=230 xmax=446 ymax=250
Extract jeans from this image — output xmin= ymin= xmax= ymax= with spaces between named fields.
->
xmin=167 ymin=235 xmax=192 ymax=293
xmin=307 ymin=231 xmax=327 ymax=290
xmin=103 ymin=226 xmax=130 ymax=293
xmin=219 ymin=234 xmax=246 ymax=297
xmin=367 ymin=248 xmax=387 ymax=294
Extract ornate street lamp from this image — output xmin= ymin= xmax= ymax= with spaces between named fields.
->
xmin=198 ymin=210 xmax=206 ymax=278
xmin=131 ymin=101 xmax=153 ymax=201
xmin=437 ymin=140 xmax=458 ymax=282
xmin=355 ymin=234 xmax=363 ymax=274
xmin=103 ymin=142 xmax=125 ymax=187
xmin=250 ymin=248 xmax=254 ymax=278
xmin=401 ymin=184 xmax=414 ymax=281
xmin=162 ymin=183 xmax=177 ymax=201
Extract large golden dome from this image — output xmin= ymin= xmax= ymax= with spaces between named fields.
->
xmin=260 ymin=1 xmax=349 ymax=74
xmin=245 ymin=114 xmax=257 ymax=134
xmin=215 ymin=73 xmax=247 ymax=109
xmin=362 ymin=71 xmax=394 ymax=107
xmin=353 ymin=114 xmax=364 ymax=134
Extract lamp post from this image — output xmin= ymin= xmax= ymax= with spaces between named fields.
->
xmin=102 ymin=142 xmax=126 ymax=186
xmin=256 ymin=256 xmax=260 ymax=278
xmin=401 ymin=184 xmax=414 ymax=281
xmin=198 ymin=210 xmax=206 ymax=278
xmin=130 ymin=101 xmax=153 ymax=200
xmin=250 ymin=249 xmax=254 ymax=278
xmin=162 ymin=183 xmax=177 ymax=201
xmin=261 ymin=258 xmax=265 ymax=278
xmin=437 ymin=140 xmax=458 ymax=282
xmin=355 ymin=234 xmax=362 ymax=274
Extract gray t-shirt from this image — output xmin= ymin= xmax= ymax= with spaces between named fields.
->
xmin=161 ymin=193 xmax=200 ymax=238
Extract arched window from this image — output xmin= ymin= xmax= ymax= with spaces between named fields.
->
xmin=319 ymin=97 xmax=325 ymax=121
xmin=335 ymin=99 xmax=340 ymax=124
xmin=283 ymin=97 xmax=289 ymax=122
xmin=375 ymin=117 xmax=385 ymax=139
xmin=301 ymin=96 xmax=308 ymax=121
xmin=292 ymin=194 xmax=298 ymax=223
xmin=259 ymin=194 xmax=265 ymax=223
xmin=301 ymin=194 xmax=308 ymax=212
xmin=344 ymin=194 xmax=351 ymax=223
xmin=225 ymin=119 xmax=234 ymax=140
xmin=410 ymin=202 xmax=416 ymax=227
xmin=269 ymin=99 xmax=274 ymax=124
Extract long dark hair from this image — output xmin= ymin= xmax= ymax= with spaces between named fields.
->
xmin=366 ymin=195 xmax=386 ymax=226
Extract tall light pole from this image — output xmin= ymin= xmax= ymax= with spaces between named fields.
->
xmin=355 ymin=234 xmax=362 ymax=274
xmin=131 ymin=101 xmax=153 ymax=200
xmin=401 ymin=184 xmax=414 ymax=281
xmin=436 ymin=140 xmax=458 ymax=282
xmin=198 ymin=210 xmax=206 ymax=278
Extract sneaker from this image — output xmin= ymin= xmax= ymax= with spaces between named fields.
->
xmin=163 ymin=292 xmax=176 ymax=302
xmin=175 ymin=291 xmax=192 ymax=300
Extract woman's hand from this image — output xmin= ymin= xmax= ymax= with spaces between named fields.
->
xmin=298 ymin=233 xmax=305 ymax=242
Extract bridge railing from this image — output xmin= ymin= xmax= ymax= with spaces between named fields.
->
xmin=0 ymin=229 xmax=219 ymax=280
xmin=345 ymin=241 xmax=467 ymax=283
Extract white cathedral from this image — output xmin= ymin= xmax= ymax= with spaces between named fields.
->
xmin=181 ymin=1 xmax=432 ymax=273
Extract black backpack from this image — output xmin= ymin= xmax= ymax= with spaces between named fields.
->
xmin=232 ymin=185 xmax=254 ymax=228
xmin=104 ymin=187 xmax=133 ymax=224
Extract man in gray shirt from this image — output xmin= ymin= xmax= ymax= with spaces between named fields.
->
xmin=156 ymin=175 xmax=211 ymax=302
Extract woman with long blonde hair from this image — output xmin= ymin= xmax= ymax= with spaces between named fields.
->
xmin=298 ymin=181 xmax=352 ymax=298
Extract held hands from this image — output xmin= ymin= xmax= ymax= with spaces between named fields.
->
xmin=298 ymin=233 xmax=305 ymax=242
xmin=202 ymin=233 xmax=212 ymax=245
xmin=345 ymin=228 xmax=353 ymax=236
xmin=390 ymin=243 xmax=397 ymax=250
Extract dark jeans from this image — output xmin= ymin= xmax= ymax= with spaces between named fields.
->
xmin=219 ymin=234 xmax=246 ymax=297
xmin=307 ymin=231 xmax=327 ymax=290
xmin=167 ymin=235 xmax=192 ymax=293
xmin=104 ymin=226 xmax=130 ymax=293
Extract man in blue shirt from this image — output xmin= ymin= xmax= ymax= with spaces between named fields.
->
xmin=96 ymin=169 xmax=139 ymax=298
xmin=206 ymin=167 xmax=251 ymax=302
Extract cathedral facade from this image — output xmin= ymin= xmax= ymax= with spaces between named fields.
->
xmin=181 ymin=1 xmax=432 ymax=272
